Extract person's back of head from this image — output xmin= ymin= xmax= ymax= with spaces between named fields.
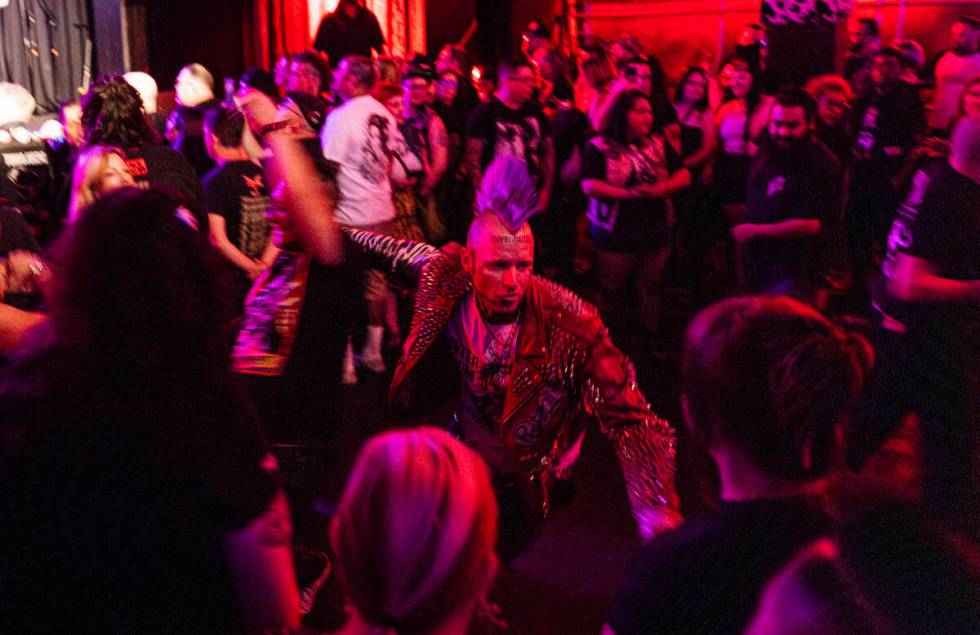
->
xmin=122 ymin=71 xmax=159 ymax=114
xmin=203 ymin=106 xmax=245 ymax=160
xmin=81 ymin=76 xmax=158 ymax=149
xmin=337 ymin=55 xmax=377 ymax=99
xmin=682 ymin=296 xmax=874 ymax=483
xmin=331 ymin=427 xmax=499 ymax=634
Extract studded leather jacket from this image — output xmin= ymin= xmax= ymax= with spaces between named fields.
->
xmin=346 ymin=229 xmax=679 ymax=532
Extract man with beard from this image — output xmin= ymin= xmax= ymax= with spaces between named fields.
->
xmin=733 ymin=89 xmax=843 ymax=303
xmin=344 ymin=157 xmax=680 ymax=559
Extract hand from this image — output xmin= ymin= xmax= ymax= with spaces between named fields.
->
xmin=630 ymin=183 xmax=662 ymax=199
xmin=637 ymin=508 xmax=683 ymax=542
xmin=236 ymin=87 xmax=280 ymax=132
xmin=731 ymin=223 xmax=759 ymax=243
xmin=392 ymin=176 xmax=418 ymax=189
xmin=246 ymin=258 xmax=267 ymax=281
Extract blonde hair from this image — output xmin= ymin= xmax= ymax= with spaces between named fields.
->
xmin=67 ymin=145 xmax=128 ymax=223
xmin=330 ymin=427 xmax=498 ymax=634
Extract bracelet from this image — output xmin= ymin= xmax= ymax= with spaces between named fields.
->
xmin=258 ymin=120 xmax=292 ymax=136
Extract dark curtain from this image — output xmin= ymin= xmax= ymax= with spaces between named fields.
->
xmin=0 ymin=0 xmax=91 ymax=112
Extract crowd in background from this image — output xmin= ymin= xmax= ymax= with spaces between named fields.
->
xmin=1 ymin=2 xmax=980 ymax=632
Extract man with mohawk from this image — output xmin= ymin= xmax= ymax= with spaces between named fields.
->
xmin=345 ymin=157 xmax=680 ymax=557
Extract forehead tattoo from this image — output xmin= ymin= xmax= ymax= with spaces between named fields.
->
xmin=491 ymin=234 xmax=532 ymax=246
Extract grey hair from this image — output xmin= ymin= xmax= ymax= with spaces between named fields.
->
xmin=475 ymin=157 xmax=539 ymax=232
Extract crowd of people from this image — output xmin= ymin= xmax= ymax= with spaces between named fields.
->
xmin=1 ymin=5 xmax=980 ymax=633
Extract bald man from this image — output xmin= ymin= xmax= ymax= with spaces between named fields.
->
xmin=344 ymin=157 xmax=679 ymax=558
xmin=870 ymin=115 xmax=980 ymax=535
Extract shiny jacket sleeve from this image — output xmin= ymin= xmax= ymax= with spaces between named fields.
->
xmin=580 ymin=331 xmax=680 ymax=538
xmin=342 ymin=227 xmax=440 ymax=279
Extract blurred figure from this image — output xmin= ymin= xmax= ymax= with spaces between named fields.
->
xmin=66 ymin=145 xmax=135 ymax=222
xmin=930 ymin=17 xmax=980 ymax=132
xmin=522 ymin=20 xmax=552 ymax=59
xmin=748 ymin=505 xmax=980 ymax=634
xmin=123 ymin=71 xmax=166 ymax=137
xmin=313 ymin=0 xmax=385 ymax=68
xmin=879 ymin=116 xmax=980 ymax=536
xmin=288 ymin=50 xmax=331 ymax=100
xmin=848 ymin=48 xmax=924 ymax=299
xmin=167 ymin=105 xmax=216 ymax=179
xmin=274 ymin=54 xmax=292 ymax=95
xmin=0 ymin=188 xmax=300 ymax=632
xmin=611 ymin=35 xmax=644 ymax=66
xmin=330 ymin=427 xmax=499 ymax=635
xmin=804 ymin=75 xmax=854 ymax=165
xmin=893 ymin=39 xmax=926 ymax=85
xmin=174 ymin=62 xmax=219 ymax=110
xmin=844 ymin=17 xmax=881 ymax=98
xmin=240 ymin=65 xmax=281 ymax=101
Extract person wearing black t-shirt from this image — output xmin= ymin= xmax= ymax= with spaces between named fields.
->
xmin=883 ymin=116 xmax=980 ymax=536
xmin=312 ymin=0 xmax=385 ymax=68
xmin=81 ymin=77 xmax=204 ymax=221
xmin=608 ymin=295 xmax=873 ymax=635
xmin=582 ymin=90 xmax=690 ymax=347
xmin=734 ymin=89 xmax=842 ymax=304
xmin=847 ymin=48 xmax=924 ymax=297
xmin=203 ymin=107 xmax=275 ymax=308
xmin=466 ymin=58 xmax=555 ymax=213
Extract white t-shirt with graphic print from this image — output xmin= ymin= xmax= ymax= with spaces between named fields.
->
xmin=320 ymin=94 xmax=402 ymax=227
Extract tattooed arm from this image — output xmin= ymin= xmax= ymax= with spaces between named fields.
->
xmin=422 ymin=114 xmax=450 ymax=196
xmin=465 ymin=137 xmax=485 ymax=191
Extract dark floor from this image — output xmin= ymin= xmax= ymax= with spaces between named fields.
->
xmin=296 ymin=277 xmax=722 ymax=634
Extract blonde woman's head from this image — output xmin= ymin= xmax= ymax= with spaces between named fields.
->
xmin=331 ymin=427 xmax=498 ymax=633
xmin=68 ymin=145 xmax=134 ymax=222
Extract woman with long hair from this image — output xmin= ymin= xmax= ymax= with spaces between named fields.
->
xmin=671 ymin=66 xmax=718 ymax=296
xmin=0 ymin=187 xmax=300 ymax=632
xmin=66 ymin=144 xmax=135 ymax=222
xmin=331 ymin=427 xmax=499 ymax=635
xmin=711 ymin=54 xmax=774 ymax=225
xmin=582 ymin=89 xmax=691 ymax=349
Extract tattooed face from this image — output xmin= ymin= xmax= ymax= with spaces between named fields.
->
xmin=463 ymin=216 xmax=534 ymax=323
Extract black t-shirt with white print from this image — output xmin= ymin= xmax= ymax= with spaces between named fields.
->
xmin=202 ymin=160 xmax=271 ymax=260
xmin=467 ymin=97 xmax=551 ymax=180
xmin=883 ymin=160 xmax=980 ymax=351
xmin=582 ymin=132 xmax=685 ymax=253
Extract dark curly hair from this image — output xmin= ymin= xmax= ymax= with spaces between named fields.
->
xmin=81 ymin=76 xmax=159 ymax=149
xmin=600 ymin=89 xmax=653 ymax=146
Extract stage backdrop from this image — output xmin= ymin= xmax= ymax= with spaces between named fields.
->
xmin=0 ymin=0 xmax=91 ymax=112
